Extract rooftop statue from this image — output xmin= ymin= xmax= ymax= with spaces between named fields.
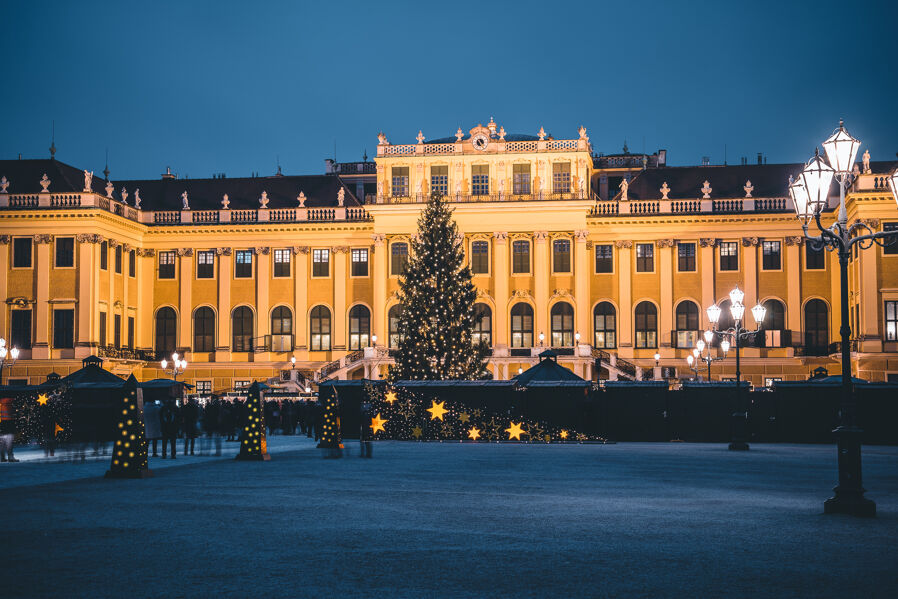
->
xmin=297 ymin=191 xmax=305 ymax=207
xmin=83 ymin=170 xmax=93 ymax=192
xmin=121 ymin=187 xmax=129 ymax=204
xmin=0 ymin=176 xmax=8 ymax=193
xmin=181 ymin=190 xmax=189 ymax=210
xmin=863 ymin=149 xmax=871 ymax=174
xmin=377 ymin=132 xmax=388 ymax=145
xmin=39 ymin=174 xmax=51 ymax=192
xmin=619 ymin=178 xmax=628 ymax=201
xmin=222 ymin=193 xmax=230 ymax=209
xmin=337 ymin=187 xmax=345 ymax=206
xmin=134 ymin=189 xmax=142 ymax=209
xmin=260 ymin=191 xmax=269 ymax=208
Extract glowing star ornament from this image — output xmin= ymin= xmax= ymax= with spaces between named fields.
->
xmin=468 ymin=427 xmax=481 ymax=440
xmin=560 ymin=429 xmax=569 ymax=440
xmin=505 ymin=422 xmax=526 ymax=441
xmin=426 ymin=400 xmax=448 ymax=421
xmin=54 ymin=423 xmax=64 ymax=437
xmin=458 ymin=412 xmax=470 ymax=424
xmin=370 ymin=413 xmax=388 ymax=435
xmin=36 ymin=393 xmax=49 ymax=406
xmin=412 ymin=426 xmax=423 ymax=439
xmin=384 ymin=390 xmax=398 ymax=404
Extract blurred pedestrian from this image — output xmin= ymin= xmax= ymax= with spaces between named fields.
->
xmin=160 ymin=400 xmax=180 ymax=459
xmin=0 ymin=396 xmax=18 ymax=462
xmin=182 ymin=396 xmax=198 ymax=456
xmin=143 ymin=399 xmax=163 ymax=457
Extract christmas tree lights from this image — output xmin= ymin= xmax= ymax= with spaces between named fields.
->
xmin=236 ymin=381 xmax=270 ymax=461
xmin=319 ymin=388 xmax=344 ymax=458
xmin=105 ymin=375 xmax=152 ymax=479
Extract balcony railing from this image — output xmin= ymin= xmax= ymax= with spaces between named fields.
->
xmin=368 ymin=191 xmax=593 ymax=205
xmin=588 ymin=196 xmax=791 ymax=217
xmin=97 ymin=346 xmax=157 ymax=361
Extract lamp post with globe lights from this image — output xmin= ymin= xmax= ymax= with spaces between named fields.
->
xmin=790 ymin=121 xmax=898 ymax=517
xmin=705 ymin=286 xmax=766 ymax=451
xmin=160 ymin=352 xmax=188 ymax=381
xmin=686 ymin=332 xmax=730 ymax=381
xmin=0 ymin=338 xmax=21 ymax=386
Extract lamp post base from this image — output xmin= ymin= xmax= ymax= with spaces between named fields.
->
xmin=824 ymin=425 xmax=875 ymax=517
xmin=824 ymin=493 xmax=876 ymax=517
xmin=728 ymin=441 xmax=750 ymax=451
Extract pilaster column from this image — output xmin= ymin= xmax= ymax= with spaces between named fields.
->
xmin=33 ymin=235 xmax=52 ymax=359
xmin=658 ymin=239 xmax=674 ymax=349
xmin=76 ymin=235 xmax=99 ymax=357
xmin=493 ymin=232 xmax=509 ymax=347
xmin=178 ymin=249 xmax=194 ymax=353
xmin=742 ymin=237 xmax=759 ymax=304
xmin=700 ymin=239 xmax=717 ymax=311
xmin=137 ymin=249 xmax=154 ymax=351
xmin=294 ymin=246 xmax=309 ymax=351
xmin=215 ymin=248 xmax=232 ymax=360
xmin=372 ymin=235 xmax=387 ymax=344
xmin=0 ymin=239 xmax=8 ymax=339
xmin=784 ymin=238 xmax=802 ymax=334
xmin=860 ymin=237 xmax=881 ymax=351
xmin=333 ymin=246 xmax=348 ymax=351
xmin=254 ymin=247 xmax=270 ymax=344
xmin=616 ymin=241 xmax=633 ymax=351
xmin=574 ymin=231 xmax=590 ymax=340
xmin=533 ymin=232 xmax=549 ymax=341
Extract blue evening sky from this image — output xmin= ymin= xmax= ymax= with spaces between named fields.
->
xmin=1 ymin=0 xmax=896 ymax=179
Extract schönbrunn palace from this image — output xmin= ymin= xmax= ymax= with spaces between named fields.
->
xmin=2 ymin=117 xmax=898 ymax=393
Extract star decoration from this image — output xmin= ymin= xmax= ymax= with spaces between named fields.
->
xmin=458 ymin=412 xmax=470 ymax=423
xmin=54 ymin=424 xmax=64 ymax=436
xmin=412 ymin=426 xmax=423 ymax=439
xmin=560 ymin=429 xmax=569 ymax=440
xmin=426 ymin=400 xmax=448 ymax=421
xmin=505 ymin=422 xmax=526 ymax=441
xmin=472 ymin=409 xmax=483 ymax=419
xmin=544 ymin=434 xmax=552 ymax=443
xmin=37 ymin=393 xmax=49 ymax=406
xmin=468 ymin=427 xmax=481 ymax=440
xmin=370 ymin=413 xmax=388 ymax=434
xmin=384 ymin=390 xmax=398 ymax=404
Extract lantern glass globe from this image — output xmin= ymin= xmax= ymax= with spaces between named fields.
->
xmin=704 ymin=329 xmax=714 ymax=344
xmin=731 ymin=302 xmax=745 ymax=322
xmin=0 ymin=347 xmax=6 ymax=359
xmin=696 ymin=339 xmax=705 ymax=352
xmin=687 ymin=355 xmax=694 ymax=366
xmin=720 ymin=339 xmax=731 ymax=354
xmin=10 ymin=348 xmax=19 ymax=360
xmin=822 ymin=120 xmax=861 ymax=175
xmin=706 ymin=304 xmax=722 ymax=325
xmin=160 ymin=358 xmax=168 ymax=370
xmin=729 ymin=287 xmax=745 ymax=305
xmin=801 ymin=150 xmax=836 ymax=215
xmin=751 ymin=303 xmax=767 ymax=326
xmin=790 ymin=176 xmax=813 ymax=224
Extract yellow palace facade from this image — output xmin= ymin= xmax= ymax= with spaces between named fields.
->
xmin=2 ymin=118 xmax=898 ymax=393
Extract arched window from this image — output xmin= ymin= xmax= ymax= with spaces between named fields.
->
xmin=232 ymin=307 xmax=254 ymax=352
xmin=388 ymin=305 xmax=403 ymax=348
xmin=193 ymin=307 xmax=215 ymax=352
xmin=349 ymin=305 xmax=371 ymax=350
xmin=716 ymin=299 xmax=735 ymax=332
xmin=805 ymin=299 xmax=829 ymax=354
xmin=593 ymin=302 xmax=616 ymax=348
xmin=472 ymin=304 xmax=492 ymax=346
xmin=762 ymin=299 xmax=786 ymax=330
xmin=675 ymin=301 xmax=699 ymax=348
xmin=155 ymin=307 xmax=177 ymax=357
xmin=634 ymin=302 xmax=658 ymax=349
xmin=271 ymin=306 xmax=293 ymax=351
xmin=551 ymin=302 xmax=574 ymax=347
xmin=510 ymin=303 xmax=533 ymax=348
xmin=310 ymin=306 xmax=332 ymax=351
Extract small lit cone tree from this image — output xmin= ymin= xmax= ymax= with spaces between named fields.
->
xmin=106 ymin=375 xmax=152 ymax=479
xmin=318 ymin=388 xmax=343 ymax=458
xmin=389 ymin=192 xmax=488 ymax=382
xmin=236 ymin=381 xmax=270 ymax=461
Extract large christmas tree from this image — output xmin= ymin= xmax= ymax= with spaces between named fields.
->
xmin=106 ymin=375 xmax=152 ymax=479
xmin=389 ymin=192 xmax=488 ymax=381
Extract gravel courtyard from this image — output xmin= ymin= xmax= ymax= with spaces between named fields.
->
xmin=3 ymin=440 xmax=897 ymax=598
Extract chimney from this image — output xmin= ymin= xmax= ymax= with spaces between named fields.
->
xmin=657 ymin=149 xmax=667 ymax=166
xmin=757 ymin=153 xmax=763 ymax=165
xmin=701 ymin=156 xmax=710 ymax=166
xmin=161 ymin=166 xmax=176 ymax=180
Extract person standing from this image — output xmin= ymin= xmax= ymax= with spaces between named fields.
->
xmin=143 ymin=399 xmax=163 ymax=457
xmin=359 ymin=401 xmax=373 ymax=458
xmin=182 ymin=396 xmax=198 ymax=456
xmin=0 ymin=396 xmax=18 ymax=462
xmin=160 ymin=400 xmax=180 ymax=459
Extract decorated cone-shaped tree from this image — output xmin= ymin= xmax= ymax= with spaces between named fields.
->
xmin=318 ymin=387 xmax=343 ymax=458
xmin=389 ymin=192 xmax=488 ymax=381
xmin=236 ymin=381 xmax=270 ymax=461
xmin=106 ymin=374 xmax=152 ymax=479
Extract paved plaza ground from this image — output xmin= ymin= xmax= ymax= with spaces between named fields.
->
xmin=2 ymin=439 xmax=897 ymax=598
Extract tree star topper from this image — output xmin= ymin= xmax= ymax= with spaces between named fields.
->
xmin=370 ymin=413 xmax=388 ymax=435
xmin=505 ymin=422 xmax=526 ymax=441
xmin=426 ymin=400 xmax=448 ymax=421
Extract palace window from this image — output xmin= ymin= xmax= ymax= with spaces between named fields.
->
xmin=310 ymin=305 xmax=331 ymax=351
xmin=513 ymin=163 xmax=531 ymax=195
xmin=551 ymin=302 xmax=574 ymax=347
xmin=159 ymin=251 xmax=176 ymax=279
xmin=430 ymin=165 xmax=448 ymax=196
xmin=553 ymin=239 xmax=571 ymax=273
xmin=271 ymin=306 xmax=293 ymax=351
xmin=351 ymin=248 xmax=369 ymax=277
xmin=128 ymin=249 xmax=136 ymax=277
xmin=552 ymin=162 xmax=571 ymax=193
xmin=391 ymin=167 xmax=409 ymax=197
xmin=273 ymin=249 xmax=291 ymax=277
xmin=595 ymin=244 xmax=613 ymax=273
xmin=349 ymin=305 xmax=371 ymax=350
xmin=99 ymin=311 xmax=106 ymax=347
xmin=634 ymin=301 xmax=658 ymax=349
xmin=804 ymin=299 xmax=829 ymax=354
xmin=127 ymin=316 xmax=134 ymax=349
xmin=678 ymin=242 xmax=696 ymax=272
xmin=510 ymin=303 xmax=533 ymax=348
xmin=12 ymin=237 xmax=31 ymax=268
xmin=195 ymin=381 xmax=213 ymax=395
xmin=472 ymin=304 xmax=492 ymax=346
xmin=636 ymin=243 xmax=654 ymax=272
xmin=391 ymin=242 xmax=408 ymax=275
xmin=232 ymin=307 xmax=254 ymax=352
xmin=762 ymin=241 xmax=781 ymax=270
xmin=194 ymin=307 xmax=215 ymax=352
xmin=472 ymin=165 xmax=489 ymax=196
xmin=100 ymin=240 xmax=108 ymax=270
xmin=885 ymin=301 xmax=898 ymax=342
xmin=155 ymin=307 xmax=176 ymax=356
xmin=884 ymin=223 xmax=898 ymax=255
xmin=55 ymin=237 xmax=74 ymax=268
xmin=53 ymin=308 xmax=74 ymax=349
xmin=114 ymin=245 xmax=122 ymax=273
xmin=470 ymin=240 xmax=489 ymax=274
xmin=312 ymin=249 xmax=329 ymax=277
xmin=388 ymin=304 xmax=403 ymax=348
xmin=112 ymin=314 xmax=120 ymax=348
xmin=10 ymin=309 xmax=32 ymax=349
xmin=719 ymin=242 xmax=738 ymax=271
xmin=197 ymin=251 xmax=215 ymax=278
xmin=512 ymin=240 xmax=530 ymax=274
xmin=593 ymin=302 xmax=616 ymax=348
xmin=806 ymin=244 xmax=825 ymax=269
xmin=761 ymin=299 xmax=786 ymax=347
xmin=675 ymin=301 xmax=699 ymax=348
xmin=235 ymin=250 xmax=253 ymax=278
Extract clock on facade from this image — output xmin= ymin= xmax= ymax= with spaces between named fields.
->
xmin=471 ymin=133 xmax=489 ymax=151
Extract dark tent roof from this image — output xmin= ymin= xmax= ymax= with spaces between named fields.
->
xmin=511 ymin=350 xmax=589 ymax=386
xmin=393 ymin=380 xmax=514 ymax=388
xmin=59 ymin=357 xmax=130 ymax=389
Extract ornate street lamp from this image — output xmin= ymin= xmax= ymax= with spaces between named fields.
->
xmin=0 ymin=338 xmax=21 ymax=386
xmin=161 ymin=352 xmax=188 ymax=381
xmin=705 ymin=286 xmax=765 ymax=450
xmin=791 ymin=120 xmax=898 ymax=517
xmin=686 ymin=333 xmax=729 ymax=381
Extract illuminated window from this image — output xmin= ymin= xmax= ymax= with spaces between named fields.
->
xmin=391 ymin=242 xmax=408 ymax=275
xmin=677 ymin=243 xmax=695 ymax=272
xmin=595 ymin=244 xmax=613 ymax=273
xmin=551 ymin=302 xmax=574 ymax=346
xmin=636 ymin=243 xmax=654 ymax=272
xmin=310 ymin=305 xmax=331 ymax=351
xmin=351 ymin=248 xmax=369 ymax=276
xmin=349 ymin=305 xmax=370 ymax=349
xmin=430 ymin=165 xmax=448 ymax=196
xmin=553 ymin=239 xmax=571 ymax=273
xmin=235 ymin=250 xmax=253 ymax=278
xmin=719 ymin=242 xmax=738 ymax=271
xmin=388 ymin=305 xmax=403 ymax=348
xmin=197 ymin=251 xmax=215 ymax=278
xmin=472 ymin=165 xmax=489 ymax=196
xmin=472 ymin=304 xmax=491 ymax=346
xmin=159 ymin=251 xmax=176 ymax=279
xmin=312 ymin=249 xmax=329 ymax=277
xmin=273 ymin=249 xmax=291 ymax=277
xmin=512 ymin=240 xmax=530 ymax=273
xmin=552 ymin=162 xmax=570 ymax=193
xmin=635 ymin=302 xmax=657 ymax=349
xmin=886 ymin=301 xmax=898 ymax=342
xmin=675 ymin=301 xmax=699 ymax=348
xmin=762 ymin=241 xmax=781 ymax=270
xmin=391 ymin=167 xmax=409 ymax=197
xmin=510 ymin=303 xmax=533 ymax=348
xmin=512 ymin=164 xmax=531 ymax=194
xmin=470 ymin=240 xmax=489 ymax=274
xmin=593 ymin=302 xmax=616 ymax=348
